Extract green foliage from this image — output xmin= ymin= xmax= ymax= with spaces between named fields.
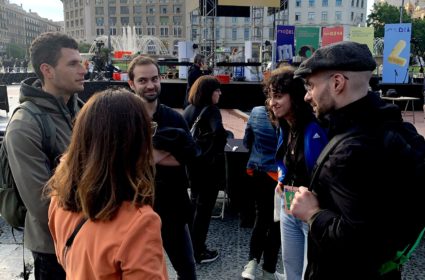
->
xmin=367 ymin=2 xmax=425 ymax=57
xmin=6 ymin=43 xmax=26 ymax=59
xmin=367 ymin=2 xmax=411 ymax=38
xmin=78 ymin=42 xmax=92 ymax=53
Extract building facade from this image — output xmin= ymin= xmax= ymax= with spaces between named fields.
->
xmin=62 ymin=0 xmax=186 ymax=54
xmin=0 ymin=0 xmax=62 ymax=58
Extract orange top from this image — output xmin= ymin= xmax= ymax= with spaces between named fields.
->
xmin=48 ymin=197 xmax=168 ymax=280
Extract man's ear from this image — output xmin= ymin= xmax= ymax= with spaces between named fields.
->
xmin=40 ymin=63 xmax=53 ymax=81
xmin=128 ymin=80 xmax=135 ymax=91
xmin=333 ymin=73 xmax=347 ymax=94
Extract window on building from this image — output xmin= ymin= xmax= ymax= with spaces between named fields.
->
xmin=321 ymin=11 xmax=328 ymax=21
xmin=160 ymin=16 xmax=169 ymax=25
xmin=336 ymin=0 xmax=342 ymax=6
xmin=147 ymin=6 xmax=155 ymax=14
xmin=110 ymin=17 xmax=117 ymax=25
xmin=135 ymin=0 xmax=142 ymax=3
xmin=121 ymin=17 xmax=129 ymax=25
xmin=351 ymin=0 xmax=354 ymax=6
xmin=174 ymin=26 xmax=182 ymax=37
xmin=335 ymin=11 xmax=342 ymax=21
xmin=96 ymin=28 xmax=104 ymax=35
xmin=360 ymin=13 xmax=363 ymax=21
xmin=134 ymin=16 xmax=142 ymax=25
xmin=232 ymin=17 xmax=237 ymax=23
xmin=308 ymin=12 xmax=315 ymax=21
xmin=120 ymin=6 xmax=129 ymax=14
xmin=309 ymin=0 xmax=315 ymax=7
xmin=147 ymin=27 xmax=155 ymax=35
xmin=296 ymin=0 xmax=301 ymax=7
xmin=71 ymin=21 xmax=74 ymax=27
xmin=173 ymin=16 xmax=182 ymax=25
xmin=80 ymin=18 xmax=84 ymax=25
xmin=95 ymin=0 xmax=103 ymax=5
xmin=110 ymin=28 xmax=117 ymax=35
xmin=232 ymin=28 xmax=237 ymax=40
xmin=80 ymin=8 xmax=83 ymax=16
xmin=244 ymin=28 xmax=249 ymax=40
xmin=134 ymin=6 xmax=142 ymax=14
xmin=295 ymin=13 xmax=301 ymax=21
xmin=351 ymin=12 xmax=354 ymax=21
xmin=356 ymin=0 xmax=359 ymax=6
xmin=160 ymin=27 xmax=168 ymax=36
xmin=109 ymin=0 xmax=115 ymax=4
xmin=361 ymin=0 xmax=364 ymax=7
xmin=136 ymin=27 xmax=143 ymax=35
xmin=216 ymin=27 xmax=220 ymax=39
xmin=174 ymin=5 xmax=181 ymax=13
xmin=66 ymin=12 xmax=69 ymax=19
xmin=191 ymin=14 xmax=198 ymax=24
xmin=147 ymin=16 xmax=155 ymax=25
xmin=192 ymin=28 xmax=197 ymax=40
xmin=70 ymin=11 xmax=74 ymax=18
xmin=109 ymin=7 xmax=116 ymax=15
xmin=322 ymin=0 xmax=328 ymax=7
xmin=160 ymin=5 xmax=167 ymax=14
xmin=120 ymin=0 xmax=128 ymax=3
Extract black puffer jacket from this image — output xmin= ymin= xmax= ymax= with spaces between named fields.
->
xmin=306 ymin=92 xmax=406 ymax=280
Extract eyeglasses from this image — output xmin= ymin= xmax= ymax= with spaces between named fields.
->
xmin=304 ymin=73 xmax=349 ymax=92
xmin=151 ymin=121 xmax=158 ymax=137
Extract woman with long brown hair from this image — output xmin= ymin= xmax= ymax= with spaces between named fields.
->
xmin=46 ymin=88 xmax=168 ymax=279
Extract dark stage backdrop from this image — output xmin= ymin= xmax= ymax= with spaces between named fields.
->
xmin=80 ymin=80 xmax=265 ymax=111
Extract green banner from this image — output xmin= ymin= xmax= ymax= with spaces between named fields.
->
xmin=295 ymin=27 xmax=320 ymax=58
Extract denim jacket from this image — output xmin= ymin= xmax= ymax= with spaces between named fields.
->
xmin=243 ymin=106 xmax=278 ymax=173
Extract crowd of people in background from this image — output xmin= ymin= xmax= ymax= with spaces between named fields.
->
xmin=1 ymin=30 xmax=423 ymax=280
xmin=0 ymin=56 xmax=29 ymax=73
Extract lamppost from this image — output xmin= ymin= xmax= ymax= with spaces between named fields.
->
xmin=400 ymin=0 xmax=404 ymax=23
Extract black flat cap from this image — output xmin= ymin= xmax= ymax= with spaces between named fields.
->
xmin=294 ymin=41 xmax=376 ymax=78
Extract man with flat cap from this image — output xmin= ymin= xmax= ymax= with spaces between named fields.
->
xmin=289 ymin=41 xmax=415 ymax=280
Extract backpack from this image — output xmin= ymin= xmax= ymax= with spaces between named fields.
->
xmin=310 ymin=121 xmax=425 ymax=276
xmin=0 ymin=100 xmax=56 ymax=229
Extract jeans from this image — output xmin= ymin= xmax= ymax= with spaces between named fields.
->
xmin=161 ymin=222 xmax=197 ymax=280
xmin=248 ymin=170 xmax=281 ymax=273
xmin=280 ymin=209 xmax=308 ymax=280
xmin=32 ymin=251 xmax=66 ymax=280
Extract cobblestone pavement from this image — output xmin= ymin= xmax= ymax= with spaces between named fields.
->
xmin=1 ymin=208 xmax=425 ymax=279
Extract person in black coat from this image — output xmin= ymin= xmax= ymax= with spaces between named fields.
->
xmin=184 ymin=54 xmax=206 ymax=108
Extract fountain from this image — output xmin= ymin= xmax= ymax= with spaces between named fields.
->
xmin=88 ymin=26 xmax=170 ymax=56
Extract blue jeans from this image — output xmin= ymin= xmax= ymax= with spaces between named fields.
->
xmin=32 ymin=251 xmax=65 ymax=280
xmin=280 ymin=207 xmax=308 ymax=280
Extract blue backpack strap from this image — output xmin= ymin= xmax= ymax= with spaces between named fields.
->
xmin=303 ymin=121 xmax=328 ymax=175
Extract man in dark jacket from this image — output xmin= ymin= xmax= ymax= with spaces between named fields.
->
xmin=291 ymin=41 xmax=408 ymax=280
xmin=184 ymin=54 xmax=206 ymax=108
xmin=128 ymin=56 xmax=200 ymax=280
xmin=4 ymin=32 xmax=85 ymax=280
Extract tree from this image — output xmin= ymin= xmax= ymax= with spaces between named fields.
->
xmin=78 ymin=42 xmax=92 ymax=53
xmin=6 ymin=43 xmax=26 ymax=59
xmin=367 ymin=2 xmax=411 ymax=38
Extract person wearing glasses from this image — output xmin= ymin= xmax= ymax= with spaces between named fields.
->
xmin=291 ymin=41 xmax=408 ymax=279
xmin=267 ymin=66 xmax=327 ymax=280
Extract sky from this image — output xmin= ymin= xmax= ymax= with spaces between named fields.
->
xmin=9 ymin=0 xmax=64 ymax=21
